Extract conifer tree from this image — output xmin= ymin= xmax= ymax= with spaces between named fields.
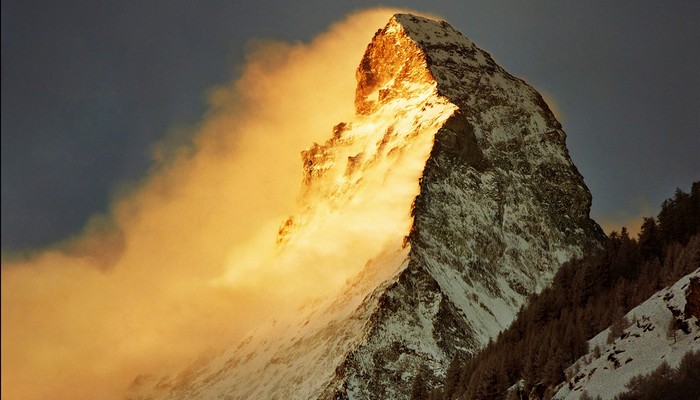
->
xmin=442 ymin=355 xmax=462 ymax=400
xmin=666 ymin=317 xmax=678 ymax=343
xmin=410 ymin=367 xmax=429 ymax=400
xmin=638 ymin=217 xmax=661 ymax=261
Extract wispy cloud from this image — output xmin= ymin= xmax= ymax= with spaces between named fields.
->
xmin=1 ymin=8 xmax=412 ymax=399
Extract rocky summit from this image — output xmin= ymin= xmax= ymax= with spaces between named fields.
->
xmin=131 ymin=13 xmax=602 ymax=400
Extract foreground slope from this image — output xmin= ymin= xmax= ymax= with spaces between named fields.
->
xmin=131 ymin=14 xmax=601 ymax=400
xmin=555 ymin=269 xmax=700 ymax=399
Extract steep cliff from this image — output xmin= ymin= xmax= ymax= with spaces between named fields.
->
xmin=130 ymin=13 xmax=602 ymax=400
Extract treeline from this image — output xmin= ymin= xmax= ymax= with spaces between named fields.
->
xmin=420 ymin=182 xmax=700 ymax=400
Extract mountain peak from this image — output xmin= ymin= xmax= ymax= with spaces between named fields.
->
xmin=134 ymin=14 xmax=602 ymax=400
xmin=389 ymin=13 xmax=474 ymax=48
xmin=356 ymin=13 xmax=501 ymax=116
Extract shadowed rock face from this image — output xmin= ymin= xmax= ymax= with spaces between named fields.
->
xmin=132 ymin=13 xmax=602 ymax=400
xmin=323 ymin=14 xmax=602 ymax=399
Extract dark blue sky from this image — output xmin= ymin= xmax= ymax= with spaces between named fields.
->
xmin=2 ymin=0 xmax=699 ymax=249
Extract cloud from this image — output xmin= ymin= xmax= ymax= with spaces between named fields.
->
xmin=1 ymin=8 xmax=414 ymax=400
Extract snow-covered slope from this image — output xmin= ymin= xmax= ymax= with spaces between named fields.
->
xmin=130 ymin=14 xmax=601 ymax=400
xmin=554 ymin=269 xmax=700 ymax=400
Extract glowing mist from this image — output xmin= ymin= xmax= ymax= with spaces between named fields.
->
xmin=1 ymin=8 xmax=419 ymax=400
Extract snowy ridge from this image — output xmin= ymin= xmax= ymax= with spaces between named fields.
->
xmin=130 ymin=14 xmax=601 ymax=400
xmin=554 ymin=269 xmax=700 ymax=400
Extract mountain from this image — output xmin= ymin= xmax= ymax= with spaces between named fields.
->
xmin=129 ymin=13 xmax=601 ymax=400
xmin=554 ymin=268 xmax=700 ymax=399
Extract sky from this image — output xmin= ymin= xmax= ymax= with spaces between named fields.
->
xmin=1 ymin=1 xmax=699 ymax=248
xmin=1 ymin=2 xmax=699 ymax=399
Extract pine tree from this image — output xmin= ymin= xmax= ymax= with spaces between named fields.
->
xmin=442 ymin=355 xmax=462 ymax=400
xmin=638 ymin=217 xmax=662 ymax=261
xmin=476 ymin=360 xmax=500 ymax=400
xmin=410 ymin=367 xmax=429 ymax=400
xmin=573 ymin=260 xmax=596 ymax=305
xmin=658 ymin=187 xmax=695 ymax=245
xmin=666 ymin=317 xmax=678 ymax=343
xmin=607 ymin=314 xmax=628 ymax=344
xmin=611 ymin=227 xmax=640 ymax=280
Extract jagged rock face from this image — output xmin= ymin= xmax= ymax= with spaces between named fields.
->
xmin=319 ymin=14 xmax=601 ymax=399
xmin=354 ymin=18 xmax=436 ymax=116
xmin=130 ymin=13 xmax=601 ymax=400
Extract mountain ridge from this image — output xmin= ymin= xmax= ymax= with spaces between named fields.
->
xmin=130 ymin=13 xmax=601 ymax=400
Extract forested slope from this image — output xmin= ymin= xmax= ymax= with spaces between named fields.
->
xmin=420 ymin=182 xmax=699 ymax=400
